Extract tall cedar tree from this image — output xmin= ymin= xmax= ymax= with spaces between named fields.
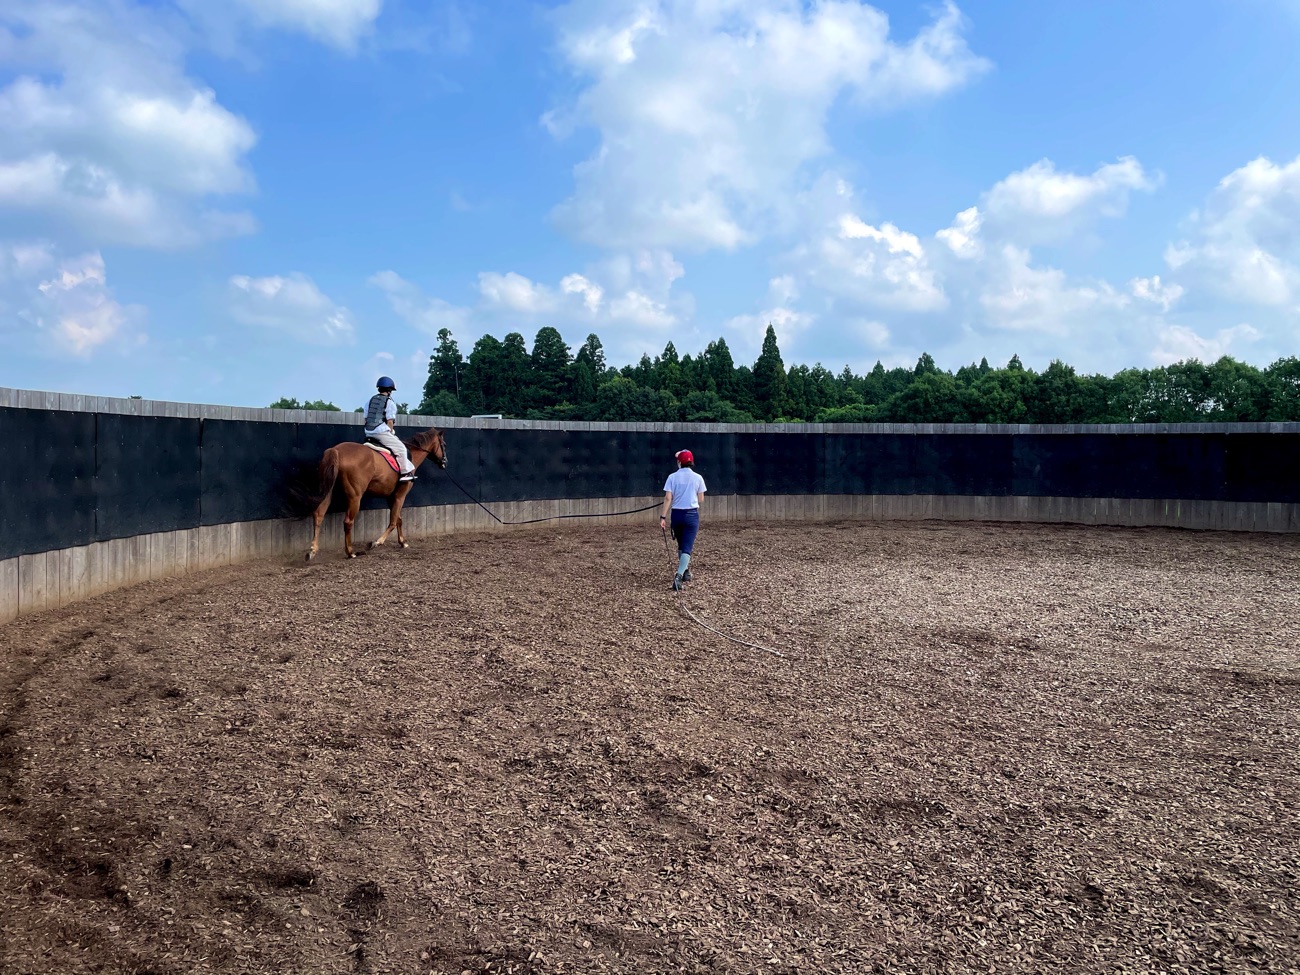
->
xmin=528 ymin=327 xmax=572 ymax=410
xmin=752 ymin=324 xmax=789 ymax=420
xmin=419 ymin=328 xmax=464 ymax=412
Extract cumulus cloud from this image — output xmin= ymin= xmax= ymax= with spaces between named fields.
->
xmin=0 ymin=1 xmax=258 ymax=249
xmin=796 ymin=206 xmax=947 ymax=312
xmin=0 ymin=241 xmax=141 ymax=354
xmin=371 ymin=250 xmax=691 ymax=355
xmin=608 ymin=290 xmax=677 ymax=328
xmin=1164 ymin=154 xmax=1300 ymax=307
xmin=936 ymin=206 xmax=983 ymax=260
xmin=978 ymin=245 xmax=1129 ymax=333
xmin=229 ymin=273 xmax=356 ymax=345
xmin=943 ymin=157 xmax=1158 ymax=249
xmin=561 ymin=273 xmax=603 ymax=313
xmin=478 ymin=271 xmax=559 ymax=314
xmin=1130 ymin=274 xmax=1185 ymax=312
xmin=224 ymin=0 xmax=382 ymax=50
xmin=986 ymin=157 xmax=1154 ymax=221
xmin=546 ymin=0 xmax=989 ymax=251
xmin=1151 ymin=323 xmax=1260 ymax=366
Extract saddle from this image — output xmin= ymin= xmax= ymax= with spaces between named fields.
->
xmin=365 ymin=439 xmax=402 ymax=473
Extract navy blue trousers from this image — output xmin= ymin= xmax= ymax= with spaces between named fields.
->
xmin=670 ymin=508 xmax=700 ymax=554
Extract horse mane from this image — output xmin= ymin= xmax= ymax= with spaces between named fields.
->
xmin=404 ymin=427 xmax=442 ymax=453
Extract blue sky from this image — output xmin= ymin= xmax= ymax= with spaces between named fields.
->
xmin=2 ymin=0 xmax=1299 ymax=409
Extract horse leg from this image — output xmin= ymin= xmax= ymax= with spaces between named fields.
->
xmin=305 ymin=447 xmax=340 ymax=562
xmin=306 ymin=495 xmax=328 ymax=562
xmin=371 ymin=500 xmax=398 ymax=549
xmin=372 ymin=487 xmax=410 ymax=549
xmin=343 ymin=492 xmax=362 ymax=559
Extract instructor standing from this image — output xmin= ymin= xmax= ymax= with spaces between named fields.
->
xmin=661 ymin=448 xmax=707 ymax=591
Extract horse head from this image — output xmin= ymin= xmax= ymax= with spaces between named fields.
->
xmin=409 ymin=427 xmax=448 ymax=469
xmin=431 ymin=428 xmax=448 ymax=469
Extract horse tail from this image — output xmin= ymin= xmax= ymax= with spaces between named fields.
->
xmin=313 ymin=448 xmax=341 ymax=509
xmin=286 ymin=447 xmax=341 ymax=516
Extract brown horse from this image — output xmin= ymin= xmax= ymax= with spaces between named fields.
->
xmin=305 ymin=427 xmax=448 ymax=561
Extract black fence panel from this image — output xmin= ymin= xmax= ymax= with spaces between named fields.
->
xmin=200 ymin=419 xmax=301 ymax=525
xmin=857 ymin=434 xmax=920 ymax=496
xmin=1013 ymin=434 xmax=1234 ymax=500
xmin=734 ymin=433 xmax=817 ymax=495
xmin=1224 ymin=433 xmax=1300 ymax=504
xmin=914 ymin=434 xmax=1015 ymax=497
xmin=96 ymin=414 xmax=202 ymax=538
xmin=3 ymin=408 xmax=1300 ymax=561
xmin=686 ymin=433 xmax=737 ymax=497
xmin=0 ymin=408 xmax=97 ymax=560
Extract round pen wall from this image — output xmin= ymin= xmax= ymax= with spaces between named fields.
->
xmin=2 ymin=386 xmax=1298 ymax=622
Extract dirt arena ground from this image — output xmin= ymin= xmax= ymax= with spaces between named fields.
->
xmin=1 ymin=519 xmax=1298 ymax=975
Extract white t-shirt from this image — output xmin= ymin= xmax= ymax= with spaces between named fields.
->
xmin=663 ymin=468 xmax=707 ymax=509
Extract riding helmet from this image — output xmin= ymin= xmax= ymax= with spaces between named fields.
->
xmin=376 ymin=376 xmax=396 ymax=391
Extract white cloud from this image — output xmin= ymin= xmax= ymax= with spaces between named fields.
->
xmin=608 ymin=290 xmax=676 ymax=328
xmin=799 ymin=208 xmax=947 ymax=312
xmin=986 ymin=157 xmax=1154 ymax=221
xmin=0 ymin=2 xmax=258 ymax=249
xmin=1130 ymin=274 xmax=1185 ymax=311
xmin=1152 ymin=323 xmax=1260 ymax=366
xmin=561 ymin=273 xmax=603 ymax=313
xmin=371 ymin=250 xmax=692 ymax=355
xmin=225 ymin=0 xmax=382 ymax=50
xmin=723 ymin=276 xmax=817 ymax=354
xmin=0 ymin=0 xmax=387 ymax=252
xmin=936 ymin=206 xmax=983 ymax=259
xmin=725 ymin=305 xmax=816 ymax=351
xmin=1164 ymin=154 xmax=1300 ymax=306
xmin=974 ymin=157 xmax=1158 ymax=245
xmin=547 ymin=0 xmax=988 ymax=251
xmin=229 ymin=273 xmax=356 ymax=345
xmin=478 ymin=271 xmax=559 ymax=314
xmin=978 ymin=244 xmax=1128 ymax=333
xmin=369 ymin=270 xmax=471 ymax=335
xmin=1 ymin=242 xmax=141 ymax=354
xmin=855 ymin=320 xmax=891 ymax=348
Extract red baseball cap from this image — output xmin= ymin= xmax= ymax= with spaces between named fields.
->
xmin=675 ymin=449 xmax=694 ymax=464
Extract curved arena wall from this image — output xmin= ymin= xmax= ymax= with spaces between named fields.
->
xmin=2 ymin=386 xmax=1298 ymax=622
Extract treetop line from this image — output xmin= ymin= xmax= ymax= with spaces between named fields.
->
xmin=270 ymin=325 xmax=1300 ymax=425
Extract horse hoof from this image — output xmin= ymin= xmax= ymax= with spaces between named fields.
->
xmin=348 ymin=553 xmax=357 ymax=559
xmin=305 ymin=553 xmax=314 ymax=562
xmin=401 ymin=542 xmax=410 ymax=549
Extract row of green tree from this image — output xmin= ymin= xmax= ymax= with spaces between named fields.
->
xmin=272 ymin=324 xmax=1300 ymax=423
xmin=414 ymin=325 xmax=1300 ymax=423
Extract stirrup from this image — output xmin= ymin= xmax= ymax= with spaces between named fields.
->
xmin=399 ymin=472 xmax=417 ymax=482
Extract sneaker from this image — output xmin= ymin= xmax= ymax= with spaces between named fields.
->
xmin=682 ymin=569 xmax=693 ymax=582
xmin=672 ymin=573 xmax=684 ymax=591
xmin=399 ymin=472 xmax=418 ymax=482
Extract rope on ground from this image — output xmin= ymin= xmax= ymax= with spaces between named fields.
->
xmin=676 ymin=591 xmax=788 ymax=659
xmin=440 ymin=468 xmax=790 ymax=659
xmin=662 ymin=524 xmax=790 ymax=659
xmin=439 ymin=469 xmax=660 ymax=525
